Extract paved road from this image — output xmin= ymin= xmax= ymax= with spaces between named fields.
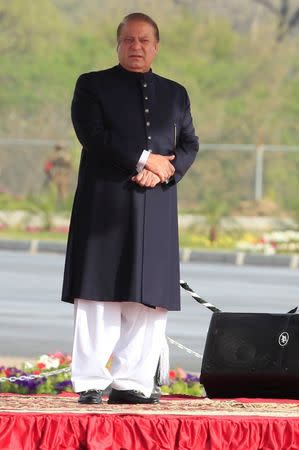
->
xmin=1 ymin=251 xmax=298 ymax=371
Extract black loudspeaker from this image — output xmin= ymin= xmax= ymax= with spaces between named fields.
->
xmin=200 ymin=312 xmax=299 ymax=399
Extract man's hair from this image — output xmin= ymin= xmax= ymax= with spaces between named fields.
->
xmin=117 ymin=13 xmax=160 ymax=43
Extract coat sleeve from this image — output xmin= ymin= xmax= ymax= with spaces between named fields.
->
xmin=171 ymin=89 xmax=199 ymax=184
xmin=71 ymin=73 xmax=141 ymax=174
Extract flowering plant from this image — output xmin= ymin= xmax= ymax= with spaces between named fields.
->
xmin=0 ymin=352 xmax=72 ymax=395
xmin=236 ymin=230 xmax=299 ymax=254
xmin=161 ymin=367 xmax=205 ymax=397
xmin=1 ymin=354 xmax=205 ymax=397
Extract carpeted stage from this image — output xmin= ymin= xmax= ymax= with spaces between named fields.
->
xmin=1 ymin=393 xmax=299 ymax=449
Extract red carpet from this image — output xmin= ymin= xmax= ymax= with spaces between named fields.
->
xmin=1 ymin=393 xmax=299 ymax=449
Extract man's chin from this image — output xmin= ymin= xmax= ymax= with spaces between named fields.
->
xmin=126 ymin=62 xmax=146 ymax=72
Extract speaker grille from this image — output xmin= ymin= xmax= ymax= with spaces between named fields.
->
xmin=200 ymin=313 xmax=299 ymax=398
xmin=203 ymin=313 xmax=289 ymax=372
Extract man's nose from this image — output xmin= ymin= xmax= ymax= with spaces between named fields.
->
xmin=130 ymin=39 xmax=142 ymax=49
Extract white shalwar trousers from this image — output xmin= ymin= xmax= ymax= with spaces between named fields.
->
xmin=71 ymin=299 xmax=168 ymax=397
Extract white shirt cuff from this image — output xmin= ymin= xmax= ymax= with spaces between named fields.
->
xmin=136 ymin=150 xmax=151 ymax=173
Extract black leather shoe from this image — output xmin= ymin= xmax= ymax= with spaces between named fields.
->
xmin=78 ymin=389 xmax=103 ymax=404
xmin=108 ymin=388 xmax=160 ymax=404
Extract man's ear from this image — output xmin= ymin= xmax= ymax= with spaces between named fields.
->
xmin=154 ymin=42 xmax=160 ymax=55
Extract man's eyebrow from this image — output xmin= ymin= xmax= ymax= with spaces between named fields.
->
xmin=122 ymin=34 xmax=151 ymax=38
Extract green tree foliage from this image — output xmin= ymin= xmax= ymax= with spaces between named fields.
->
xmin=0 ymin=0 xmax=65 ymax=55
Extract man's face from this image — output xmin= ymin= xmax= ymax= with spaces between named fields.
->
xmin=117 ymin=20 xmax=159 ymax=73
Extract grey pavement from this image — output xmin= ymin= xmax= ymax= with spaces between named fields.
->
xmin=1 ymin=250 xmax=298 ymax=371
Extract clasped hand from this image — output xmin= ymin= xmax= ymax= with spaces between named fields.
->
xmin=131 ymin=153 xmax=175 ymax=188
xmin=131 ymin=169 xmax=160 ymax=188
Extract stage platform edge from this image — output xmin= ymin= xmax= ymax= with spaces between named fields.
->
xmin=1 ymin=393 xmax=299 ymax=449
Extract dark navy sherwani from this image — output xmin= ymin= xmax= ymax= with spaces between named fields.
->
xmin=61 ymin=64 xmax=199 ymax=311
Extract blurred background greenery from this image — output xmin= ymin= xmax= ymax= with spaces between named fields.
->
xmin=2 ymin=0 xmax=299 ymax=143
xmin=1 ymin=0 xmax=299 ymax=247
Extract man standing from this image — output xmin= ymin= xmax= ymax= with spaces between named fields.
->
xmin=44 ymin=143 xmax=72 ymax=201
xmin=61 ymin=12 xmax=199 ymax=404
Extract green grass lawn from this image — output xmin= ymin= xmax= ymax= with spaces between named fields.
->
xmin=0 ymin=230 xmax=67 ymax=241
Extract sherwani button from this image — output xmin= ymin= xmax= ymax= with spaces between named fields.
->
xmin=145 ymin=109 xmax=149 ymax=113
xmin=143 ymin=83 xmax=147 ymax=88
xmin=146 ymin=122 xmax=150 ymax=126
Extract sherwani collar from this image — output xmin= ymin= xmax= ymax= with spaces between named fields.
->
xmin=116 ymin=64 xmax=154 ymax=84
